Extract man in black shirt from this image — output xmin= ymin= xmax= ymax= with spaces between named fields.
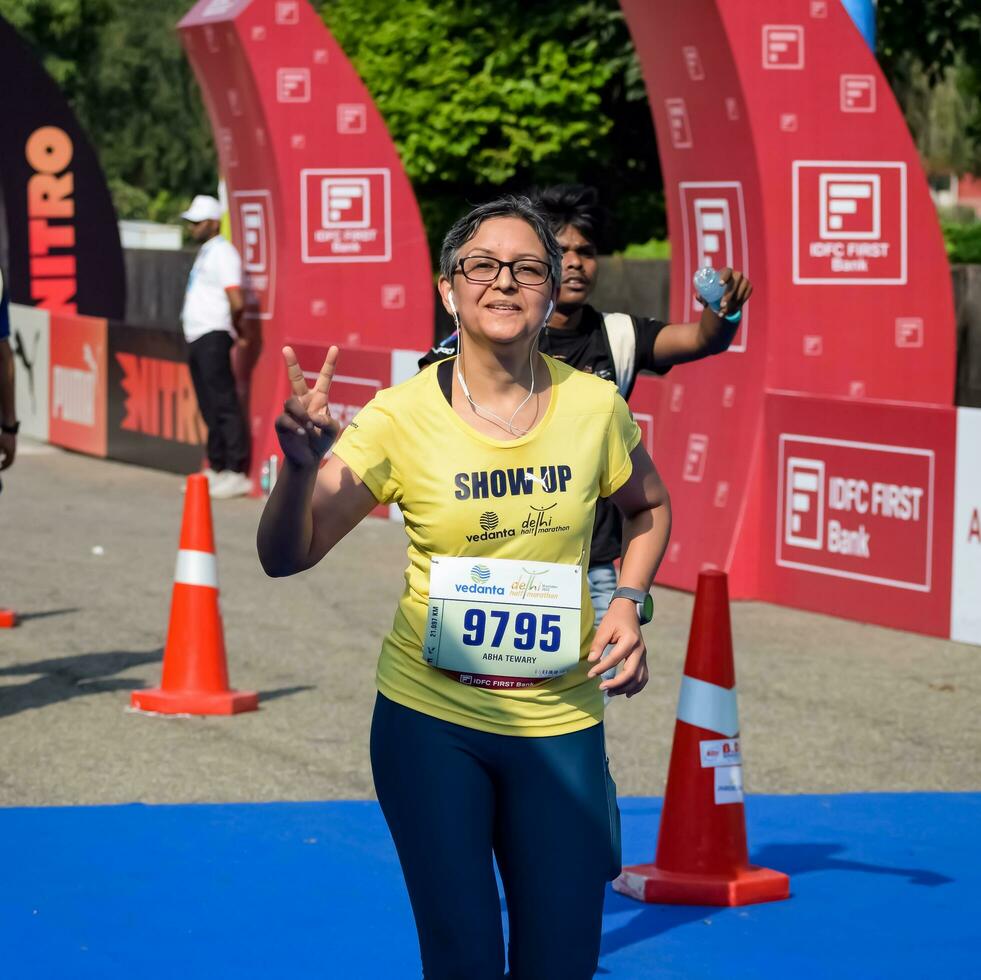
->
xmin=419 ymin=185 xmax=752 ymax=628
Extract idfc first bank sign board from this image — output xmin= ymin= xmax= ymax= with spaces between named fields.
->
xmin=300 ymin=168 xmax=391 ymax=263
xmin=793 ymin=161 xmax=907 ymax=285
xmin=777 ymin=435 xmax=934 ymax=592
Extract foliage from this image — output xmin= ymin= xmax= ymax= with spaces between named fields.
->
xmin=877 ymin=0 xmax=981 ymax=86
xmin=942 ymin=221 xmax=981 ymax=264
xmin=878 ymin=0 xmax=981 ymax=173
xmin=106 ymin=177 xmax=152 ymax=221
xmin=318 ymin=0 xmax=664 ymax=254
xmin=884 ymin=58 xmax=981 ymax=177
xmin=0 ymin=0 xmax=216 ymax=219
xmin=619 ymin=238 xmax=671 ymax=260
xmin=3 ymin=0 xmax=980 ymax=262
xmin=108 ymin=178 xmax=185 ymax=225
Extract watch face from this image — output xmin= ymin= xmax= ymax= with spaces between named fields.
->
xmin=641 ymin=593 xmax=654 ymax=624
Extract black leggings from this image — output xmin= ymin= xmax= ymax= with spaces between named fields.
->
xmin=370 ymin=693 xmax=621 ymax=980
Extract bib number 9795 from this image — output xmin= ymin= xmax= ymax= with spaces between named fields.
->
xmin=461 ymin=609 xmax=561 ymax=653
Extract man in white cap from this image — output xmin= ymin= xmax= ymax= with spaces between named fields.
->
xmin=181 ymin=194 xmax=252 ymax=498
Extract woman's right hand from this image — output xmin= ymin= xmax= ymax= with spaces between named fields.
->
xmin=275 ymin=345 xmax=341 ymax=467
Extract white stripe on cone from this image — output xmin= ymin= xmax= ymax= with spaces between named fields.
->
xmin=174 ymin=549 xmax=219 ymax=589
xmin=676 ymin=675 xmax=740 ymax=737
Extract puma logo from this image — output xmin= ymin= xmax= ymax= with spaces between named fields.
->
xmin=13 ymin=329 xmax=39 ymax=413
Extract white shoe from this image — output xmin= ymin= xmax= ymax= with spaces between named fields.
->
xmin=182 ymin=467 xmax=223 ymax=494
xmin=210 ymin=470 xmax=254 ymax=499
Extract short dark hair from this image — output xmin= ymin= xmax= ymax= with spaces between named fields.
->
xmin=439 ymin=195 xmax=562 ymax=285
xmin=529 ymin=184 xmax=607 ymax=250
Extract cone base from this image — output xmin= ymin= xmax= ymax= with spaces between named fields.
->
xmin=613 ymin=862 xmax=790 ymax=907
xmin=0 ymin=609 xmax=18 ymax=628
xmin=130 ymin=687 xmax=259 ymax=715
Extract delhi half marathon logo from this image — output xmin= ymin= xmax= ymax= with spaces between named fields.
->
xmin=509 ymin=568 xmax=561 ymax=602
xmin=521 ymin=503 xmax=571 ymax=537
xmin=470 ymin=565 xmax=491 ymax=584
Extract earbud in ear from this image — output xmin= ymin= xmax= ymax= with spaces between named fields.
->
xmin=544 ymin=300 xmax=555 ymax=323
xmin=447 ymin=291 xmax=458 ymax=315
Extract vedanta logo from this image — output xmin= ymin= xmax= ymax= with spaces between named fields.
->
xmin=455 ymin=583 xmax=505 ymax=596
xmin=26 ymin=126 xmax=77 ymax=313
xmin=456 ymin=564 xmax=504 ymax=595
xmin=479 ymin=512 xmax=499 ymax=531
xmin=117 ymin=353 xmax=207 ymax=444
xmin=466 ymin=521 xmax=515 ymax=543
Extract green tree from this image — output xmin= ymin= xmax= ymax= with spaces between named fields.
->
xmin=878 ymin=0 xmax=981 ymax=175
xmin=0 ymin=0 xmax=215 ymax=221
xmin=878 ymin=0 xmax=981 ymax=86
xmin=319 ymin=0 xmax=663 ymax=253
xmin=892 ymin=60 xmax=981 ymax=178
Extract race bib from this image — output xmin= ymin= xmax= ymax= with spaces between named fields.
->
xmin=425 ymin=556 xmax=582 ymax=690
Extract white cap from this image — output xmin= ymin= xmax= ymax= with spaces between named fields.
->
xmin=181 ymin=194 xmax=223 ymax=222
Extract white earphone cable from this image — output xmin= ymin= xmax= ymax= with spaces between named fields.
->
xmin=452 ymin=303 xmax=544 ymax=436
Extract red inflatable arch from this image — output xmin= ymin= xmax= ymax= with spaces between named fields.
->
xmin=178 ymin=0 xmax=433 ymax=487
xmin=178 ymin=0 xmax=972 ymax=640
xmin=620 ymin=0 xmax=959 ymax=636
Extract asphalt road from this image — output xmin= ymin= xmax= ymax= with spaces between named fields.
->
xmin=1 ymin=442 xmax=978 ymax=806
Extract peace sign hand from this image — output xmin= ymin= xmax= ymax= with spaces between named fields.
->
xmin=275 ymin=345 xmax=341 ymax=467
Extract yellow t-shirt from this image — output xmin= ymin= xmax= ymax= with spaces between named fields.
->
xmin=332 ymin=354 xmax=641 ymax=737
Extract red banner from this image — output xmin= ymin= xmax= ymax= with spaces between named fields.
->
xmin=179 ymin=0 xmax=433 ymax=485
xmin=48 ymin=314 xmax=107 ymax=457
xmin=0 ymin=18 xmax=126 ymax=319
xmin=620 ymin=0 xmax=957 ymax=620
xmin=762 ymin=391 xmax=955 ymax=637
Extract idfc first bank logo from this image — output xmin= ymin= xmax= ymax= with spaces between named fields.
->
xmin=793 ymin=161 xmax=907 ymax=284
xmin=679 ymin=182 xmax=749 ymax=351
xmin=300 ymin=168 xmax=391 ymax=263
xmin=777 ymin=435 xmax=934 ymax=591
xmin=233 ymin=190 xmax=275 ymax=318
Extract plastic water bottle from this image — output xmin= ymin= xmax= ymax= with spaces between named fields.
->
xmin=693 ymin=266 xmax=727 ymax=313
xmin=259 ymin=454 xmax=278 ymax=496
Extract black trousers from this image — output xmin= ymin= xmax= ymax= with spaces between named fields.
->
xmin=187 ymin=331 xmax=249 ymax=473
xmin=371 ymin=693 xmax=620 ymax=979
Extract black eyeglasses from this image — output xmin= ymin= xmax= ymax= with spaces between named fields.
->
xmin=455 ymin=256 xmax=552 ymax=286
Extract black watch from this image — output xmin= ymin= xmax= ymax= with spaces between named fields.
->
xmin=611 ymin=586 xmax=654 ymax=625
xmin=0 ymin=420 xmax=19 ymax=435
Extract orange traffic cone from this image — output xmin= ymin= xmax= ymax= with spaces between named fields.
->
xmin=130 ymin=474 xmax=258 ymax=715
xmin=0 ymin=608 xmax=17 ymax=628
xmin=614 ymin=570 xmax=789 ymax=906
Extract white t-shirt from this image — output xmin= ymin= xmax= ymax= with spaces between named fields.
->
xmin=181 ymin=235 xmax=242 ymax=342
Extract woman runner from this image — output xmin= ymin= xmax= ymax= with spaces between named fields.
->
xmin=257 ymin=195 xmax=671 ymax=979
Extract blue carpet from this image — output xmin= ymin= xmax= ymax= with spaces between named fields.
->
xmin=0 ymin=794 xmax=976 ymax=978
